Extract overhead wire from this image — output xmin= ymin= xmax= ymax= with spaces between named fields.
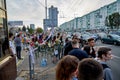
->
xmin=65 ymin=0 xmax=80 ymax=13
xmin=59 ymin=1 xmax=76 ymax=20
xmin=34 ymin=0 xmax=84 ymax=27
xmin=38 ymin=0 xmax=56 ymax=27
xmin=36 ymin=0 xmax=45 ymax=8
xmin=74 ymin=0 xmax=83 ymax=12
xmin=64 ymin=0 xmax=75 ymax=11
xmin=63 ymin=0 xmax=83 ymax=19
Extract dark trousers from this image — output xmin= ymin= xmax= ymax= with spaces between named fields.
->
xmin=16 ymin=46 xmax=21 ymax=59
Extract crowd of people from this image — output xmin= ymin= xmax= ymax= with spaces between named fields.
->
xmin=8 ymin=30 xmax=113 ymax=80
xmin=56 ymin=33 xmax=113 ymax=80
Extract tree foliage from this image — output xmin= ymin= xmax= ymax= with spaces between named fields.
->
xmin=27 ymin=26 xmax=30 ymax=30
xmin=18 ymin=28 xmax=21 ymax=31
xmin=28 ymin=27 xmax=34 ymax=34
xmin=22 ymin=25 xmax=26 ymax=32
xmin=105 ymin=12 xmax=120 ymax=29
xmin=36 ymin=27 xmax=43 ymax=33
xmin=112 ymin=13 xmax=120 ymax=29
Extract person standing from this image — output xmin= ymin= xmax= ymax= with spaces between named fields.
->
xmin=97 ymin=47 xmax=113 ymax=80
xmin=56 ymin=55 xmax=79 ymax=80
xmin=68 ymin=40 xmax=88 ymax=61
xmin=64 ymin=35 xmax=79 ymax=56
xmin=78 ymin=58 xmax=103 ymax=80
xmin=9 ymin=32 xmax=18 ymax=63
xmin=9 ymin=33 xmax=16 ymax=55
xmin=14 ymin=34 xmax=22 ymax=60
xmin=82 ymin=38 xmax=96 ymax=58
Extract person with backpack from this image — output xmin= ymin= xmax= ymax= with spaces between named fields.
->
xmin=97 ymin=47 xmax=113 ymax=80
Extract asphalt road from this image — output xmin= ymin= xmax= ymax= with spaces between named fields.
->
xmin=96 ymin=41 xmax=120 ymax=80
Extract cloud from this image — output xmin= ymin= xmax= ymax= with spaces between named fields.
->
xmin=6 ymin=0 xmax=116 ymax=27
xmin=7 ymin=0 xmax=45 ymax=20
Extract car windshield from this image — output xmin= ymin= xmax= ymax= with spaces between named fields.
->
xmin=82 ymin=34 xmax=91 ymax=40
xmin=82 ymin=34 xmax=90 ymax=38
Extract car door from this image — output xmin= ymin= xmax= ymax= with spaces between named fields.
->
xmin=106 ymin=35 xmax=113 ymax=44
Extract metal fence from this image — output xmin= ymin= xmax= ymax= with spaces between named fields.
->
xmin=28 ymin=43 xmax=63 ymax=80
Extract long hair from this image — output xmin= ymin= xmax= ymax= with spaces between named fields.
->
xmin=56 ymin=55 xmax=79 ymax=80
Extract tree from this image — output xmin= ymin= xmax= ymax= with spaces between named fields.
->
xmin=112 ymin=12 xmax=120 ymax=29
xmin=27 ymin=25 xmax=30 ymax=30
xmin=108 ymin=15 xmax=114 ymax=29
xmin=22 ymin=25 xmax=26 ymax=32
xmin=36 ymin=27 xmax=43 ymax=33
xmin=28 ymin=27 xmax=34 ymax=34
xmin=18 ymin=28 xmax=21 ymax=31
xmin=105 ymin=12 xmax=120 ymax=29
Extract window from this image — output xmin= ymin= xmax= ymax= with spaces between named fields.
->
xmin=0 ymin=0 xmax=5 ymax=9
xmin=0 ymin=10 xmax=5 ymax=18
xmin=0 ymin=0 xmax=9 ymax=60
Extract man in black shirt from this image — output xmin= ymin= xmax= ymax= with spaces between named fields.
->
xmin=83 ymin=38 xmax=96 ymax=58
xmin=68 ymin=40 xmax=88 ymax=60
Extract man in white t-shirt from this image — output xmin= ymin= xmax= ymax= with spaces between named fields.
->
xmin=9 ymin=33 xmax=16 ymax=55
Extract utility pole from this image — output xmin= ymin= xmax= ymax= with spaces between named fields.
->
xmin=44 ymin=0 xmax=47 ymax=31
xmin=45 ymin=0 xmax=47 ymax=19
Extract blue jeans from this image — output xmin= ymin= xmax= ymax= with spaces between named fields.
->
xmin=16 ymin=46 xmax=21 ymax=59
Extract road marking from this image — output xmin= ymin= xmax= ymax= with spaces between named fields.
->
xmin=96 ymin=45 xmax=113 ymax=47
xmin=17 ymin=57 xmax=24 ymax=66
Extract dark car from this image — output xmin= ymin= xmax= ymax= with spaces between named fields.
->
xmin=109 ymin=31 xmax=120 ymax=36
xmin=97 ymin=32 xmax=107 ymax=40
xmin=101 ymin=34 xmax=120 ymax=45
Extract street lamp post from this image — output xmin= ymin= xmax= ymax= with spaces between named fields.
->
xmin=45 ymin=0 xmax=47 ymax=19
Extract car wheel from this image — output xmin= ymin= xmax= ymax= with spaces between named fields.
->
xmin=101 ymin=40 xmax=104 ymax=43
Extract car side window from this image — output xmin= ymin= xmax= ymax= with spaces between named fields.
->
xmin=107 ymin=35 xmax=112 ymax=39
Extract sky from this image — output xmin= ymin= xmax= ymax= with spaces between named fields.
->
xmin=6 ymin=0 xmax=116 ymax=28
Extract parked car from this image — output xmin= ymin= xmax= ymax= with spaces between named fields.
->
xmin=97 ymin=32 xmax=107 ymax=40
xmin=109 ymin=31 xmax=120 ymax=36
xmin=81 ymin=34 xmax=91 ymax=44
xmin=101 ymin=34 xmax=120 ymax=45
xmin=89 ymin=33 xmax=99 ymax=41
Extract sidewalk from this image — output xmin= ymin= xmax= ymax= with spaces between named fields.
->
xmin=16 ymin=49 xmax=56 ymax=80
xmin=15 ymin=50 xmax=29 ymax=80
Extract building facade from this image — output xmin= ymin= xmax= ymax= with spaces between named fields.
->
xmin=0 ymin=0 xmax=8 ymax=58
xmin=30 ymin=24 xmax=35 ymax=30
xmin=44 ymin=5 xmax=58 ymax=31
xmin=49 ymin=5 xmax=58 ymax=27
xmin=60 ymin=0 xmax=120 ymax=31
xmin=0 ymin=0 xmax=17 ymax=80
